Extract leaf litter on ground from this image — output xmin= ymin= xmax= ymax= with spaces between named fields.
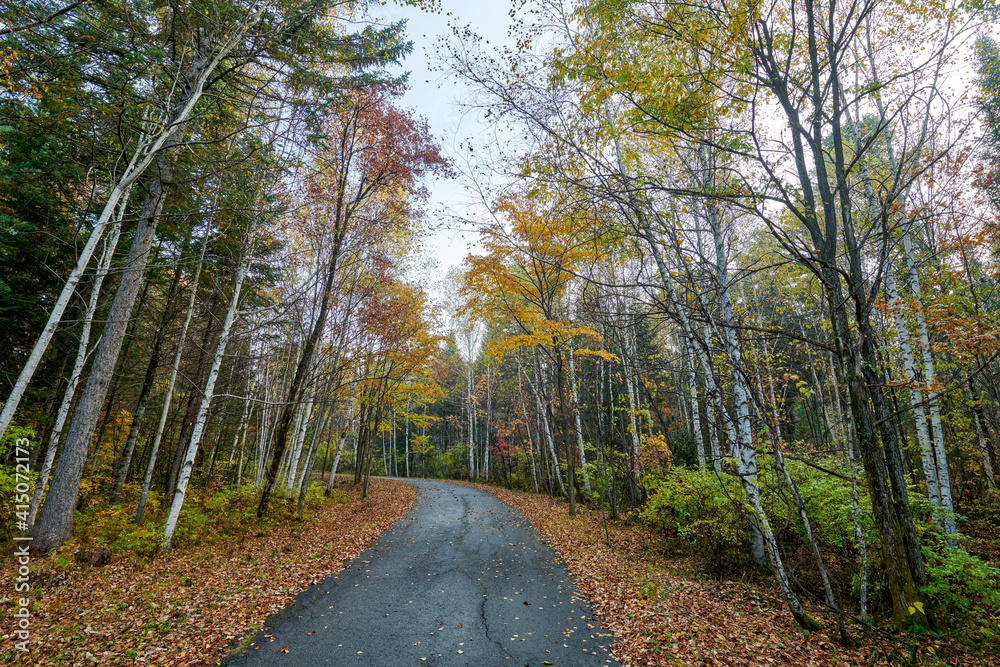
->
xmin=467 ymin=483 xmax=996 ymax=667
xmin=0 ymin=478 xmax=416 ymax=666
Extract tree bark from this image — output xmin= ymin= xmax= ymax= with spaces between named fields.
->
xmin=134 ymin=225 xmax=210 ymax=524
xmin=161 ymin=240 xmax=250 ymax=551
xmin=31 ymin=156 xmax=174 ymax=552
xmin=27 ymin=216 xmax=124 ymax=526
xmin=110 ymin=263 xmax=182 ymax=503
xmin=568 ymin=348 xmax=592 ymax=496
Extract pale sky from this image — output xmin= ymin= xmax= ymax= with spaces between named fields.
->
xmin=376 ymin=0 xmax=517 ymax=278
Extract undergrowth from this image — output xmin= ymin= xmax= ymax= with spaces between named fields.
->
xmin=632 ymin=460 xmax=1000 ymax=659
xmin=3 ymin=474 xmax=350 ymax=569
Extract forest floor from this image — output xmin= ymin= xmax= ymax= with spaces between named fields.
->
xmin=0 ymin=477 xmax=417 ymax=666
xmin=468 ymin=483 xmax=999 ymax=667
xmin=3 ymin=478 xmax=995 ymax=666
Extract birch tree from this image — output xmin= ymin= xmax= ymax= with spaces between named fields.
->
xmin=1 ymin=2 xmax=266 ymax=444
xmin=161 ymin=216 xmax=257 ymax=552
xmin=257 ymin=85 xmax=447 ymax=516
xmin=30 ymin=0 xmax=414 ymax=551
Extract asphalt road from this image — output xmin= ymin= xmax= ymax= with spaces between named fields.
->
xmin=223 ymin=479 xmax=618 ymax=666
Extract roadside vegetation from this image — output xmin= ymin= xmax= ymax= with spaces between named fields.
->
xmin=0 ymin=477 xmax=416 ymax=665
xmin=477 ymin=482 xmax=999 ymax=666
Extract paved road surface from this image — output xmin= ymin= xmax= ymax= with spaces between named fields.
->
xmin=224 ymin=479 xmax=618 ymax=666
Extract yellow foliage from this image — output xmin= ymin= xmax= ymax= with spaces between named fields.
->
xmin=639 ymin=432 xmax=673 ymax=474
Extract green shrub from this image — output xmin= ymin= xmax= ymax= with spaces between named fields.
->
xmin=114 ymin=523 xmax=160 ymax=560
xmin=0 ymin=424 xmax=36 ymax=458
xmin=0 ymin=426 xmax=37 ymax=542
xmin=639 ymin=451 xmax=1000 ymax=637
xmin=0 ymin=465 xmax=35 ymax=543
xmin=922 ymin=545 xmax=1000 ymax=623
xmin=76 ymin=505 xmax=159 ymax=561
xmin=173 ymin=503 xmax=210 ymax=545
xmin=787 ymin=457 xmax=870 ymax=551
xmin=640 ymin=467 xmax=751 ymax=576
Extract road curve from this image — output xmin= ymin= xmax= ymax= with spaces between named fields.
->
xmin=224 ymin=479 xmax=619 ymax=666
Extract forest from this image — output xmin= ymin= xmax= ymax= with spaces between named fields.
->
xmin=2 ymin=0 xmax=1000 ymax=664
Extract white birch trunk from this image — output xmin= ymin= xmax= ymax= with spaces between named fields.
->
xmin=686 ymin=337 xmax=706 ymax=470
xmin=773 ymin=443 xmax=841 ymax=618
xmin=903 ymin=233 xmax=957 ymax=538
xmin=134 ymin=224 xmax=210 ymax=525
xmin=326 ymin=381 xmax=357 ymax=493
xmin=845 ymin=104 xmax=942 ymax=509
xmin=228 ymin=395 xmax=251 ymax=468
xmin=232 ymin=397 xmax=252 ymax=485
xmin=30 ymin=10 xmax=267 ymax=553
xmin=296 ymin=414 xmax=324 ymax=518
xmin=518 ymin=373 xmax=539 ymax=494
xmin=284 ymin=395 xmax=314 ymax=496
xmin=568 ymin=349 xmax=592 ymax=495
xmin=392 ymin=413 xmax=398 ymax=477
xmin=569 ymin=347 xmax=592 ymax=497
xmin=601 ymin=91 xmax=806 ymax=622
xmin=538 ymin=367 xmax=564 ymax=496
xmin=276 ymin=403 xmax=303 ymax=489
xmin=888 ymin=253 xmax=941 ymax=507
xmin=28 ymin=215 xmax=124 ymax=526
xmin=518 ymin=355 xmax=565 ymax=496
xmin=468 ymin=363 xmax=475 ymax=479
xmin=862 ymin=25 xmax=956 ymax=539
xmin=701 ymin=322 xmax=731 ymax=471
xmin=698 ymin=151 xmax=769 ymax=571
xmin=0 ymin=8 xmax=264 ymax=443
xmin=620 ymin=330 xmax=643 ymax=470
xmin=328 ymin=432 xmax=348 ymax=486
xmin=296 ymin=407 xmax=327 ymax=497
xmin=161 ymin=241 xmax=250 ymax=552
xmin=485 ymin=362 xmax=491 ymax=480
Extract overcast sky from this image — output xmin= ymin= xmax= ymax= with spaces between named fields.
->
xmin=374 ymin=0 xmax=517 ymax=280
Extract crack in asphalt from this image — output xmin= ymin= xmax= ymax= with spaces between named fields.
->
xmin=224 ymin=479 xmax=618 ymax=666
xmin=477 ymin=578 xmax=505 ymax=654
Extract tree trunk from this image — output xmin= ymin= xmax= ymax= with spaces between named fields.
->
xmin=569 ymin=348 xmax=592 ymax=496
xmin=552 ymin=345 xmax=576 ymax=515
xmin=31 ymin=155 xmax=175 ymax=552
xmin=257 ymin=222 xmax=349 ymax=517
xmin=110 ymin=264 xmax=181 ymax=504
xmin=522 ymin=355 xmax=565 ymax=496
xmin=296 ymin=422 xmax=322 ymax=519
xmin=164 ymin=296 xmax=219 ymax=507
xmin=87 ymin=265 xmax=155 ymax=477
xmin=27 ymin=217 xmax=124 ymax=526
xmin=326 ymin=380 xmax=356 ymax=494
xmin=0 ymin=5 xmax=263 ymax=445
xmin=134 ymin=225 xmax=210 ymax=524
xmin=161 ymin=241 xmax=250 ymax=552
xmin=284 ymin=395 xmax=314 ymax=496
xmin=467 ymin=361 xmax=475 ymax=479
xmin=685 ymin=337 xmax=706 ymax=470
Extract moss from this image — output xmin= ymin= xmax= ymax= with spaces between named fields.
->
xmin=800 ymin=611 xmax=824 ymax=632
